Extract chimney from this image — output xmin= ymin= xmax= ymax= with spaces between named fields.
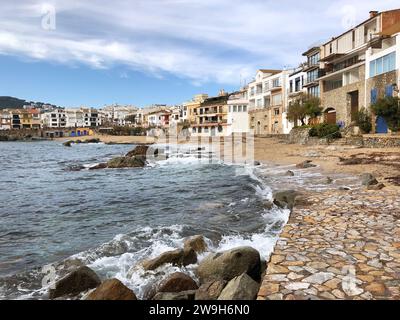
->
xmin=369 ymin=11 xmax=379 ymax=18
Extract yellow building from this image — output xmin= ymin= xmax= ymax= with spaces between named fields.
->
xmin=182 ymin=94 xmax=208 ymax=124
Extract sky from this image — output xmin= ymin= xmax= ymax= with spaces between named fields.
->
xmin=0 ymin=0 xmax=399 ymax=108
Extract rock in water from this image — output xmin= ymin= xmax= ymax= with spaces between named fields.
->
xmin=153 ymin=290 xmax=196 ymax=300
xmin=195 ymin=280 xmax=227 ymax=300
xmin=86 ymin=278 xmax=137 ymax=300
xmin=141 ymin=248 xmax=197 ymax=271
xmin=158 ymin=272 xmax=198 ymax=293
xmin=197 ymin=246 xmax=261 ymax=283
xmin=217 ymin=273 xmax=260 ymax=300
xmin=183 ymin=235 xmax=207 ymax=254
xmin=63 ymin=141 xmax=72 ymax=147
xmin=361 ymin=173 xmax=378 ymax=186
xmin=89 ymin=163 xmax=108 ymax=170
xmin=107 ymin=156 xmax=146 ymax=168
xmin=49 ymin=266 xmax=101 ymax=299
xmin=125 ymin=145 xmax=150 ymax=157
xmin=273 ymin=190 xmax=298 ymax=210
xmin=285 ymin=170 xmax=295 ymax=176
xmin=296 ymin=160 xmax=316 ymax=169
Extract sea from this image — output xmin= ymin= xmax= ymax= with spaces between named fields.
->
xmin=0 ymin=141 xmax=358 ymax=299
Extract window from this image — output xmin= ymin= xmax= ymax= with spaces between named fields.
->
xmin=370 ymin=52 xmax=396 ymax=77
xmin=243 ymin=106 xmax=247 ymax=112
xmin=289 ymin=80 xmax=293 ymax=93
xmin=272 ymin=94 xmax=282 ymax=106
xmin=307 ymin=69 xmax=319 ymax=82
xmin=198 ymin=127 xmax=202 ymax=133
xmin=256 ymin=99 xmax=262 ymax=108
xmin=308 ymin=52 xmax=320 ymax=66
xmin=274 ymin=108 xmax=280 ymax=115
xmin=192 ymin=127 xmax=196 ymax=133
xmin=264 ymin=81 xmax=270 ymax=91
xmin=233 ymin=105 xmax=237 ymax=112
xmin=238 ymin=105 xmax=242 ymax=112
xmin=308 ymin=85 xmax=320 ymax=97
xmin=272 ymin=78 xmax=281 ymax=88
xmin=204 ymin=127 xmax=209 ymax=133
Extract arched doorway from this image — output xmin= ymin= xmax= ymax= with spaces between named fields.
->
xmin=324 ymin=108 xmax=336 ymax=124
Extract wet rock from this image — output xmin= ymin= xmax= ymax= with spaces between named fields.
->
xmin=254 ymin=161 xmax=261 ymax=166
xmin=125 ymin=145 xmax=150 ymax=157
xmin=107 ymin=156 xmax=146 ymax=168
xmin=49 ymin=266 xmax=101 ymax=299
xmin=197 ymin=246 xmax=261 ymax=283
xmin=285 ymin=170 xmax=295 ymax=176
xmin=273 ymin=190 xmax=298 ymax=210
xmin=361 ymin=173 xmax=378 ymax=186
xmin=324 ymin=177 xmax=333 ymax=184
xmin=141 ymin=248 xmax=196 ymax=271
xmin=63 ymin=141 xmax=72 ymax=147
xmin=153 ymin=290 xmax=196 ymax=300
xmin=86 ymin=278 xmax=137 ymax=300
xmin=367 ymin=183 xmax=385 ymax=190
xmin=296 ymin=160 xmax=317 ymax=169
xmin=85 ymin=138 xmax=101 ymax=144
xmin=195 ymin=280 xmax=227 ymax=300
xmin=183 ymin=235 xmax=207 ymax=254
xmin=217 ymin=273 xmax=260 ymax=300
xmin=65 ymin=164 xmax=85 ymax=171
xmin=89 ymin=163 xmax=108 ymax=170
xmin=158 ymin=272 xmax=198 ymax=293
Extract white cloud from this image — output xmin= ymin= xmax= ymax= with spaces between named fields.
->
xmin=0 ymin=0 xmax=398 ymax=85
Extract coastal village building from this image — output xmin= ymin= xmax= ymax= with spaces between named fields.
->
xmin=0 ymin=110 xmax=12 ymax=130
xmin=146 ymin=109 xmax=171 ymax=128
xmin=182 ymin=94 xmax=208 ymax=124
xmin=248 ymin=69 xmax=292 ymax=135
xmin=192 ymin=90 xmax=229 ymax=137
xmin=286 ymin=66 xmax=308 ymax=128
xmin=318 ymin=10 xmax=400 ymax=127
xmin=81 ymin=108 xmax=101 ymax=127
xmin=100 ymin=105 xmax=138 ymax=126
xmin=365 ymin=27 xmax=400 ymax=133
xmin=65 ymin=109 xmax=85 ymax=128
xmin=302 ymin=46 xmax=322 ymax=99
xmin=41 ymin=109 xmax=67 ymax=128
xmin=227 ymin=89 xmax=249 ymax=135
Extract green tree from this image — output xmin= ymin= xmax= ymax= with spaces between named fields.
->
xmin=287 ymin=94 xmax=322 ymax=126
xmin=371 ymin=96 xmax=400 ymax=132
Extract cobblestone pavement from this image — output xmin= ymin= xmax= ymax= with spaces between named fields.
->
xmin=258 ymin=188 xmax=400 ymax=300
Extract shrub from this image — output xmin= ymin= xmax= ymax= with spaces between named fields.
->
xmin=355 ymin=108 xmax=372 ymax=133
xmin=309 ymin=123 xmax=341 ymax=139
xmin=371 ymin=96 xmax=400 ymax=132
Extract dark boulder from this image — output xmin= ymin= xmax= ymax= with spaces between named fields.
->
xmin=86 ymin=278 xmax=137 ymax=300
xmin=63 ymin=141 xmax=72 ymax=147
xmin=157 ymin=272 xmax=198 ymax=293
xmin=296 ymin=160 xmax=317 ymax=169
xmin=367 ymin=183 xmax=385 ymax=190
xmin=273 ymin=190 xmax=298 ymax=210
xmin=197 ymin=246 xmax=261 ymax=283
xmin=141 ymin=248 xmax=197 ymax=271
xmin=107 ymin=156 xmax=146 ymax=168
xmin=361 ymin=173 xmax=378 ymax=186
xmin=125 ymin=145 xmax=150 ymax=157
xmin=285 ymin=170 xmax=295 ymax=176
xmin=183 ymin=235 xmax=207 ymax=254
xmin=217 ymin=273 xmax=260 ymax=300
xmin=195 ymin=280 xmax=227 ymax=300
xmin=89 ymin=163 xmax=108 ymax=170
xmin=49 ymin=266 xmax=101 ymax=299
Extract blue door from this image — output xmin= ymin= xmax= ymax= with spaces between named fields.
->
xmin=376 ymin=116 xmax=388 ymax=133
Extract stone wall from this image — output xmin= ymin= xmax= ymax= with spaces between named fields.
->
xmin=321 ymin=65 xmax=366 ymax=127
xmin=362 ymin=135 xmax=400 ymax=148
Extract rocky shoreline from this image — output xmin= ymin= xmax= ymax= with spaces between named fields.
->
xmin=46 ymin=236 xmax=266 ymax=301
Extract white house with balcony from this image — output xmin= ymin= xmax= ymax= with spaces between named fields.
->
xmin=227 ymin=89 xmax=249 ymax=135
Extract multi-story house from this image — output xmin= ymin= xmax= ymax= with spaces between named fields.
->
xmin=182 ymin=94 xmax=208 ymax=124
xmin=365 ymin=27 xmax=400 ymax=133
xmin=11 ymin=110 xmax=22 ymax=129
xmin=192 ymin=90 xmax=229 ymax=137
xmin=42 ymin=109 xmax=67 ymax=128
xmin=248 ymin=69 xmax=292 ymax=135
xmin=147 ymin=109 xmax=171 ymax=128
xmin=65 ymin=109 xmax=85 ymax=128
xmin=286 ymin=66 xmax=308 ymax=129
xmin=28 ymin=109 xmax=41 ymax=129
xmin=100 ymin=105 xmax=138 ymax=126
xmin=302 ymin=46 xmax=322 ymax=98
xmin=227 ymin=89 xmax=249 ymax=135
xmin=0 ymin=110 xmax=12 ymax=130
xmin=318 ymin=9 xmax=400 ymax=127
xmin=81 ymin=108 xmax=101 ymax=127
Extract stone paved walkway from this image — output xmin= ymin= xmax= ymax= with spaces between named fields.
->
xmin=258 ymin=188 xmax=400 ymax=300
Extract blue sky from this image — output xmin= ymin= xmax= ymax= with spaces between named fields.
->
xmin=0 ymin=0 xmax=399 ymax=107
